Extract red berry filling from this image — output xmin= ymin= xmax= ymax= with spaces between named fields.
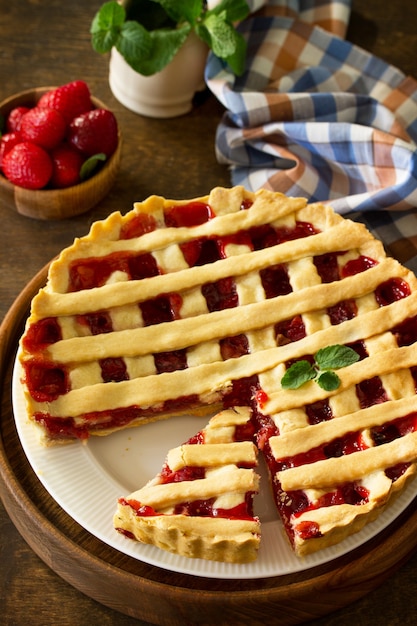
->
xmin=33 ymin=399 xmax=199 ymax=440
xmin=313 ymin=252 xmax=341 ymax=283
xmin=255 ymin=414 xmax=280 ymax=451
xmin=165 ymin=202 xmax=214 ymax=227
xmin=154 ymin=349 xmax=188 ymax=374
xmin=120 ymin=213 xmax=157 ymax=239
xmin=356 ymin=376 xmax=389 ymax=408
xmin=393 ymin=315 xmax=417 ymax=346
xmin=140 ymin=295 xmax=176 ymax=325
xmin=121 ymin=493 xmax=257 ymax=521
xmin=375 ymin=278 xmax=411 ymax=306
xmin=275 ymin=432 xmax=370 ymax=473
xmin=21 ymin=317 xmax=62 ymax=351
xmin=220 ymin=334 xmax=250 ymax=360
xmin=24 ymin=360 xmax=68 ymax=402
xmin=261 ymin=264 xmax=292 ymax=298
xmin=250 ymin=221 xmax=318 ymax=250
xmin=306 ymin=399 xmax=333 ymax=425
xmin=315 ymin=253 xmax=379 ymax=283
xmin=100 ymin=357 xmax=129 ymax=382
xmin=173 ymin=495 xmax=256 ymax=520
xmin=160 ymin=464 xmax=206 ymax=483
xmin=75 ymin=312 xmax=111 ymax=336
xmin=202 ymin=277 xmax=239 ymax=311
xmin=327 ymin=299 xmax=357 ymax=324
xmin=68 ymin=251 xmax=160 ymax=291
xmin=341 ymin=255 xmax=378 ymax=277
xmin=275 ymin=315 xmax=306 ymax=345
xmin=34 ymin=413 xmax=91 ymax=441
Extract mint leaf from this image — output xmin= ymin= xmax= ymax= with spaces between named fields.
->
xmin=157 ymin=0 xmax=203 ymax=24
xmin=91 ymin=1 xmax=126 ymax=53
xmin=204 ymin=12 xmax=237 ymax=59
xmin=317 ymin=371 xmax=341 ymax=391
xmin=91 ymin=2 xmax=152 ymax=61
xmin=80 ymin=153 xmax=107 ymax=181
xmin=92 ymin=0 xmax=125 ymax=30
xmin=209 ymin=0 xmax=250 ymax=23
xmin=281 ymin=344 xmax=359 ymax=391
xmin=315 ymin=345 xmax=359 ymax=371
xmin=224 ymin=30 xmax=247 ymax=76
xmin=91 ymin=29 xmax=117 ymax=54
xmin=116 ymin=20 xmax=153 ymax=68
xmin=128 ymin=23 xmax=191 ymax=75
xmin=200 ymin=5 xmax=248 ymax=75
xmin=281 ymin=360 xmax=316 ymax=390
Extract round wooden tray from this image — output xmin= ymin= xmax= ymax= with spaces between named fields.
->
xmin=2 ymin=265 xmax=417 ymax=626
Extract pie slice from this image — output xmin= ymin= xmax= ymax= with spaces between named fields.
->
xmin=114 ymin=406 xmax=261 ymax=563
xmin=18 ymin=186 xmax=417 ymax=559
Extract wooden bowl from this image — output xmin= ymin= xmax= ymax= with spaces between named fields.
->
xmin=0 ymin=87 xmax=121 ymax=220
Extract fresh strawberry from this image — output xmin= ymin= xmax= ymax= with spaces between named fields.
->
xmin=50 ymin=144 xmax=84 ymax=188
xmin=0 ymin=132 xmax=22 ymax=170
xmin=20 ymin=107 xmax=67 ymax=151
xmin=2 ymin=141 xmax=53 ymax=189
xmin=6 ymin=106 xmax=30 ymax=132
xmin=38 ymin=80 xmax=92 ymax=124
xmin=67 ymin=109 xmax=118 ymax=157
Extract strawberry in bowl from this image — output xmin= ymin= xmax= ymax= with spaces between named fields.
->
xmin=0 ymin=81 xmax=121 ymax=219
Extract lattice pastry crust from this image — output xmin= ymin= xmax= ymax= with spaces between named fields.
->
xmin=18 ymin=186 xmax=417 ymax=560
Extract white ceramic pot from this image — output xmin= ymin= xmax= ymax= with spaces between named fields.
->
xmin=108 ymin=32 xmax=209 ymax=118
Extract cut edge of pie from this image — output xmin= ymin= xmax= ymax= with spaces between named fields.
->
xmin=17 ymin=185 xmax=417 ymax=561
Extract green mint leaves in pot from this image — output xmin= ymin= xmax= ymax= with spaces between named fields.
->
xmin=90 ymin=0 xmax=250 ymax=76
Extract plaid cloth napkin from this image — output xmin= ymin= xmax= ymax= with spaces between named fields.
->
xmin=205 ymin=0 xmax=417 ymax=273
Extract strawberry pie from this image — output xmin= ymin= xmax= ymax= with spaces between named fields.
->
xmin=18 ymin=186 xmax=417 ymax=561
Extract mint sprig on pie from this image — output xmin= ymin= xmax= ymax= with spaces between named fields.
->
xmin=281 ymin=344 xmax=360 ymax=391
xmin=18 ymin=186 xmax=417 ymax=562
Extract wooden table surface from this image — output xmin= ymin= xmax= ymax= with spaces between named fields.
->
xmin=1 ymin=1 xmax=417 ymax=624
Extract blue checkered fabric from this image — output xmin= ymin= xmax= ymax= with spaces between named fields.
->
xmin=205 ymin=0 xmax=417 ymax=272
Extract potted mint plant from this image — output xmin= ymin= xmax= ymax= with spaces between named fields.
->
xmin=90 ymin=0 xmax=249 ymax=117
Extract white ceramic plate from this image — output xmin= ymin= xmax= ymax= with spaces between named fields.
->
xmin=12 ymin=357 xmax=417 ymax=580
